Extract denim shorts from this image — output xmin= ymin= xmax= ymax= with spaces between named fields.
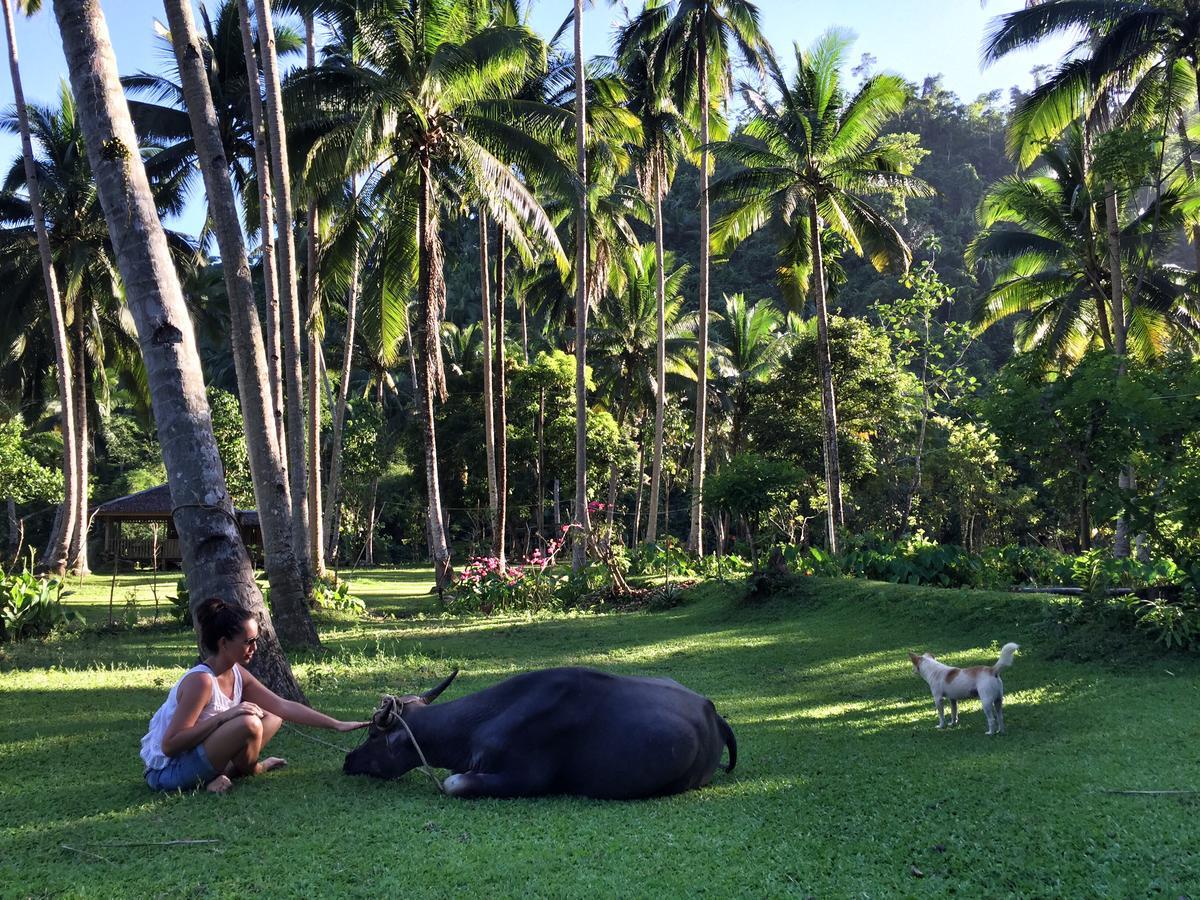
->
xmin=145 ymin=744 xmax=219 ymax=792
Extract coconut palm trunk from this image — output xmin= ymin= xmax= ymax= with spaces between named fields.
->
xmin=364 ymin=377 xmax=383 ymax=565
xmin=536 ymin=387 xmax=545 ymax=540
xmin=646 ymin=174 xmax=666 ymax=545
xmin=571 ymin=0 xmax=590 ymax=572
xmin=255 ymin=0 xmax=309 ymax=568
xmin=605 ymin=401 xmax=630 ymax=533
xmin=237 ymin=0 xmax=284 ymax=451
xmin=68 ymin=301 xmax=89 ymax=574
xmin=687 ymin=40 xmax=710 ymax=558
xmin=3 ymin=0 xmax=78 ymax=575
xmin=809 ymin=205 xmax=843 ymax=553
xmin=306 ymin=269 xmax=324 ymax=577
xmin=416 ymin=154 xmax=452 ymax=589
xmin=1106 ymin=183 xmax=1132 ymax=559
xmin=54 ymin=0 xmax=306 ymax=697
xmin=162 ymin=0 xmax=318 ymax=647
xmin=631 ymin=431 xmax=645 ymax=544
xmin=303 ymin=14 xmax=325 ymax=579
xmin=494 ymin=226 xmax=508 ymax=569
xmin=323 ymin=187 xmax=360 ymax=562
xmin=479 ymin=215 xmax=499 ymax=551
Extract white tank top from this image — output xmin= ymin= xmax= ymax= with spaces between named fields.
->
xmin=140 ymin=663 xmax=243 ymax=771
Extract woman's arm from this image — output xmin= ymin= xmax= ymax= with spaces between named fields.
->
xmin=161 ymin=673 xmax=254 ymax=757
xmin=240 ymin=666 xmax=368 ymax=732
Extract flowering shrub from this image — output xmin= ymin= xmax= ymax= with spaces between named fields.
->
xmin=450 ymin=534 xmax=572 ymax=615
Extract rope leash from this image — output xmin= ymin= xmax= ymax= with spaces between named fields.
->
xmin=281 ymin=722 xmax=355 ymax=754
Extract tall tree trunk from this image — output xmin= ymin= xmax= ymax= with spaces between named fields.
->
xmin=632 ymin=431 xmax=645 ymax=545
xmin=364 ymin=378 xmax=383 ymax=566
xmin=646 ymin=178 xmax=665 ymax=546
xmin=255 ymin=0 xmax=308 ymax=569
xmin=237 ymin=0 xmax=284 ymax=452
xmin=571 ymin=0 xmax=590 ymax=571
xmin=688 ymin=40 xmax=710 ymax=558
xmin=416 ymin=155 xmax=452 ymax=589
xmin=7 ymin=498 xmax=22 ymax=564
xmin=1106 ymin=183 xmax=1132 ymax=559
xmin=304 ymin=14 xmax=325 ymax=580
xmin=536 ymin=388 xmax=545 ymax=541
xmin=479 ymin=215 xmax=499 ymax=552
xmin=163 ymin=0 xmax=317 ymax=647
xmin=307 ymin=319 xmax=324 ymax=576
xmin=809 ymin=205 xmax=843 ymax=553
xmin=663 ymin=471 xmax=670 ymax=542
xmin=519 ymin=298 xmax=528 ymax=362
xmin=4 ymin=0 xmax=78 ymax=575
xmin=605 ymin=403 xmax=630 ymax=533
xmin=494 ymin=226 xmax=508 ymax=569
xmin=68 ymin=301 xmax=90 ymax=575
xmin=1176 ymin=119 xmax=1200 ymax=274
xmin=324 ymin=183 xmax=360 ymax=562
xmin=56 ymin=0 xmax=306 ymax=695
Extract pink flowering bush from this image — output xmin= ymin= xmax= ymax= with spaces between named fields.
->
xmin=450 ymin=534 xmax=572 ymax=614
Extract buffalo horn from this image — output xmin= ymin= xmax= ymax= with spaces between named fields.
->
xmin=421 ymin=668 xmax=460 ymax=703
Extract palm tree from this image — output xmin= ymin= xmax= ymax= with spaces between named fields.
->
xmin=709 ymin=31 xmax=931 ymax=552
xmin=983 ymin=0 xmax=1200 ymax=556
xmin=1 ymin=0 xmax=77 ymax=575
xmin=161 ymin=0 xmax=319 ymax=647
xmin=967 ymin=131 xmax=1194 ymax=366
xmin=302 ymin=12 xmax=326 ymax=578
xmin=571 ymin=0 xmax=589 ymax=571
xmin=237 ymin=0 xmax=285 ymax=449
xmin=0 ymin=84 xmax=198 ymax=576
xmin=615 ymin=3 xmax=689 ymax=545
xmin=123 ymin=0 xmax=303 ymax=455
xmin=291 ymin=0 xmax=567 ymax=588
xmin=643 ymin=0 xmax=770 ymax=556
xmin=590 ymin=242 xmax=693 ymax=536
xmin=52 ymin=0 xmax=304 ymax=699
xmin=255 ymin=0 xmax=309 ymax=570
xmin=711 ymin=292 xmax=786 ymax=457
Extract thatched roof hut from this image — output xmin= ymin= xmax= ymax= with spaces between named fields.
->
xmin=92 ymin=484 xmax=261 ymax=565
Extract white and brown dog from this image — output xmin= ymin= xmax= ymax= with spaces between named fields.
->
xmin=909 ymin=643 xmax=1019 ymax=735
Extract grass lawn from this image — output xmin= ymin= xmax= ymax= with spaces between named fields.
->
xmin=2 ymin=571 xmax=1198 ymax=897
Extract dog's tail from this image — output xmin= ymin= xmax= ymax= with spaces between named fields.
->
xmin=993 ymin=642 xmax=1019 ymax=673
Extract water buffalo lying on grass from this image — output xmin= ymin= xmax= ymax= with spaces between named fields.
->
xmin=343 ymin=667 xmax=737 ymax=799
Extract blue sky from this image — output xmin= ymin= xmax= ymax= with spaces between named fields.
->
xmin=1 ymin=0 xmax=1075 ymax=233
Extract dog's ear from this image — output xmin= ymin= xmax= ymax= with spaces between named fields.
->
xmin=908 ymin=652 xmax=921 ymax=666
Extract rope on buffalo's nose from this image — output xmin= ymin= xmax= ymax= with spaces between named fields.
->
xmin=373 ymin=694 xmax=446 ymax=794
xmin=394 ymin=713 xmax=445 ymax=794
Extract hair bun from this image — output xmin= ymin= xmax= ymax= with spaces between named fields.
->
xmin=195 ymin=597 xmax=227 ymax=626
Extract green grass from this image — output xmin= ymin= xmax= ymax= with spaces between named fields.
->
xmin=56 ymin=566 xmax=441 ymax=624
xmin=2 ymin=572 xmax=1199 ymax=897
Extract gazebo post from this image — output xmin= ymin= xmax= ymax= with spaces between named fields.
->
xmin=151 ymin=521 xmax=160 ymax=621
xmin=107 ymin=520 xmax=121 ymax=627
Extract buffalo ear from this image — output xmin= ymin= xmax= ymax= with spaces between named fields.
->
xmin=421 ymin=668 xmax=460 ymax=704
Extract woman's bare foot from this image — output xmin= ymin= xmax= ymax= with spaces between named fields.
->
xmin=205 ymin=774 xmax=234 ymax=794
xmin=255 ymin=757 xmax=287 ymax=775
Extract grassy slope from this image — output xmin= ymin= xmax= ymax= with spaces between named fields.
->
xmin=1 ymin=573 xmax=1198 ymax=897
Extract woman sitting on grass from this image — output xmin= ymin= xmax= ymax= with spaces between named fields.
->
xmin=140 ymin=598 xmax=367 ymax=794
